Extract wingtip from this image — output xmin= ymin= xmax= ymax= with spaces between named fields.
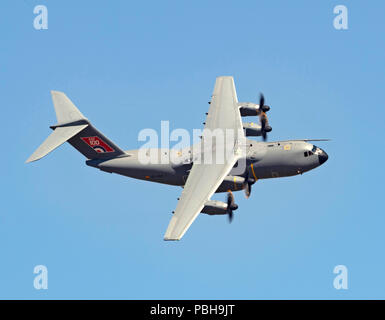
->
xmin=163 ymin=237 xmax=180 ymax=241
xmin=26 ymin=152 xmax=43 ymax=163
xmin=25 ymin=156 xmax=37 ymax=164
xmin=217 ymin=75 xmax=234 ymax=80
xmin=53 ymin=90 xmax=73 ymax=100
xmin=51 ymin=90 xmax=62 ymax=93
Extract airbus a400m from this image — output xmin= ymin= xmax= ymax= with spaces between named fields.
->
xmin=27 ymin=76 xmax=329 ymax=240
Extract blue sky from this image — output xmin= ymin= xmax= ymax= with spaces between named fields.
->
xmin=1 ymin=0 xmax=384 ymax=299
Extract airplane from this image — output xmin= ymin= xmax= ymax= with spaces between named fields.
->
xmin=27 ymin=76 xmax=329 ymax=241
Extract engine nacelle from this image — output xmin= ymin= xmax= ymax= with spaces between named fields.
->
xmin=243 ymin=122 xmax=263 ymax=136
xmin=201 ymin=200 xmax=228 ymax=215
xmin=216 ymin=175 xmax=245 ymax=192
xmin=238 ymin=102 xmax=259 ymax=117
xmin=238 ymin=102 xmax=270 ymax=117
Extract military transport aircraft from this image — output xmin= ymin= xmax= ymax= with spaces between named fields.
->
xmin=27 ymin=76 xmax=328 ymax=241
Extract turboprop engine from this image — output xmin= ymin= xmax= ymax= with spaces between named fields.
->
xmin=238 ymin=93 xmax=272 ymax=141
xmin=201 ymin=192 xmax=238 ymax=222
xmin=243 ymin=122 xmax=263 ymax=136
xmin=216 ymin=175 xmax=246 ymax=192
xmin=201 ymin=200 xmax=231 ymax=215
xmin=238 ymin=102 xmax=270 ymax=117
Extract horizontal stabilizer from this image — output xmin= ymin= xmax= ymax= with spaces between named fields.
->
xmin=26 ymin=124 xmax=88 ymax=163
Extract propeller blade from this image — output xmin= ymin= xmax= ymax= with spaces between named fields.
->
xmin=259 ymin=93 xmax=265 ymax=109
xmin=244 ymin=182 xmax=252 ymax=198
xmin=226 ymin=191 xmax=233 ymax=207
xmin=258 ymin=92 xmax=270 ymax=141
xmin=228 ymin=211 xmax=233 ymax=223
xmin=244 ymin=168 xmax=256 ymax=198
xmin=262 ymin=131 xmax=267 ymax=141
xmin=226 ymin=191 xmax=237 ymax=223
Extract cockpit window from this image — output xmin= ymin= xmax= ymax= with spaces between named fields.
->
xmin=312 ymin=145 xmax=323 ymax=155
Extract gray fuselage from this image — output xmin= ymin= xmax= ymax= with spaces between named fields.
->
xmin=86 ymin=139 xmax=328 ymax=193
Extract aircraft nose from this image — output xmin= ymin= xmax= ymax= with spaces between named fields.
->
xmin=318 ymin=150 xmax=328 ymax=165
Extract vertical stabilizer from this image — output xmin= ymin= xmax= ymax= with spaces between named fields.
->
xmin=26 ymin=91 xmax=126 ymax=163
xmin=51 ymin=90 xmax=87 ymax=124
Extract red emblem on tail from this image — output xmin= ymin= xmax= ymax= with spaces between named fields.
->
xmin=81 ymin=136 xmax=115 ymax=153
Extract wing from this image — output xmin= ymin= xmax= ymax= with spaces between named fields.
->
xmin=164 ymin=76 xmax=245 ymax=241
xmin=204 ymin=76 xmax=243 ymax=132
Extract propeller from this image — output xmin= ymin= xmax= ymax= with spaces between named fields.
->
xmin=244 ymin=180 xmax=252 ymax=199
xmin=258 ymin=93 xmax=272 ymax=141
xmin=226 ymin=191 xmax=238 ymax=222
xmin=243 ymin=169 xmax=256 ymax=199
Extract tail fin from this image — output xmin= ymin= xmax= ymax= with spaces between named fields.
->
xmin=26 ymin=91 xmax=126 ymax=163
xmin=51 ymin=91 xmax=87 ymax=125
